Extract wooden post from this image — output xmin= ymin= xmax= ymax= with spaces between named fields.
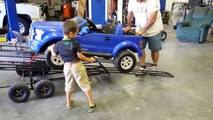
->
xmin=78 ymin=0 xmax=87 ymax=18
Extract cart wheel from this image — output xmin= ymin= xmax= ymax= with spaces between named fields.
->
xmin=161 ymin=30 xmax=167 ymax=41
xmin=8 ymin=83 xmax=30 ymax=103
xmin=45 ymin=50 xmax=64 ymax=70
xmin=114 ymin=51 xmax=136 ymax=73
xmin=34 ymin=80 xmax=55 ymax=98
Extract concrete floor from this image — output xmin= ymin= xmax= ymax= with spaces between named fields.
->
xmin=0 ymin=26 xmax=213 ymax=120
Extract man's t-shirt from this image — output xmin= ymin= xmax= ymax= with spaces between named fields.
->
xmin=128 ymin=0 xmax=163 ymax=37
xmin=54 ymin=38 xmax=81 ymax=62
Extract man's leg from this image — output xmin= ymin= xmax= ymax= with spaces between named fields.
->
xmin=139 ymin=36 xmax=148 ymax=70
xmin=148 ymin=33 xmax=162 ymax=70
xmin=151 ymin=51 xmax=159 ymax=65
xmin=139 ymin=49 xmax=146 ymax=66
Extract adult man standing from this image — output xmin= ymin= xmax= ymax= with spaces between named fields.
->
xmin=123 ymin=0 xmax=163 ymax=70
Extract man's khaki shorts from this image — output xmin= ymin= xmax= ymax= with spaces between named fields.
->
xmin=63 ymin=62 xmax=91 ymax=92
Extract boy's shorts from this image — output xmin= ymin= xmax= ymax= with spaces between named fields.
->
xmin=63 ymin=62 xmax=91 ymax=92
xmin=142 ymin=32 xmax=162 ymax=52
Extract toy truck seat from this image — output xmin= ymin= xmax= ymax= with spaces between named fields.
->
xmin=101 ymin=19 xmax=123 ymax=36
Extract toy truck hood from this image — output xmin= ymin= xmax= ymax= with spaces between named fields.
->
xmin=31 ymin=21 xmax=63 ymax=30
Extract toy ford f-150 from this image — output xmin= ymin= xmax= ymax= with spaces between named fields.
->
xmin=28 ymin=17 xmax=143 ymax=73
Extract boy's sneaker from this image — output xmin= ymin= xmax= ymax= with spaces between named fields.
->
xmin=150 ymin=64 xmax=158 ymax=71
xmin=66 ymin=100 xmax=74 ymax=110
xmin=139 ymin=66 xmax=147 ymax=71
xmin=88 ymin=104 xmax=96 ymax=113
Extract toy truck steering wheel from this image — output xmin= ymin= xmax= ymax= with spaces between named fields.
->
xmin=85 ymin=17 xmax=97 ymax=31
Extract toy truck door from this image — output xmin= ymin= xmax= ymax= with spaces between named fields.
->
xmin=77 ymin=33 xmax=117 ymax=54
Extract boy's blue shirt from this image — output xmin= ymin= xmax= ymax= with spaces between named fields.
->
xmin=54 ymin=37 xmax=82 ymax=62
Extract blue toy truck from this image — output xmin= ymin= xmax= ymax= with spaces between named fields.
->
xmin=28 ymin=17 xmax=143 ymax=73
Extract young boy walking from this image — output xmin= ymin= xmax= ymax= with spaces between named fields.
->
xmin=48 ymin=20 xmax=96 ymax=113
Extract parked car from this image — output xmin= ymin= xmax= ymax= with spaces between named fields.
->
xmin=0 ymin=1 xmax=45 ymax=35
xmin=28 ymin=17 xmax=143 ymax=73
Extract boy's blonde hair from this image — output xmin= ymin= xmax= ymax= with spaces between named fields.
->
xmin=63 ymin=20 xmax=78 ymax=35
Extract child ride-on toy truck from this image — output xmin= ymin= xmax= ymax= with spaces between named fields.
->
xmin=28 ymin=17 xmax=143 ymax=73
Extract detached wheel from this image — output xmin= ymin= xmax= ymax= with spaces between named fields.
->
xmin=114 ymin=51 xmax=136 ymax=73
xmin=18 ymin=17 xmax=30 ymax=35
xmin=161 ymin=30 xmax=167 ymax=41
xmin=45 ymin=50 xmax=64 ymax=70
xmin=8 ymin=83 xmax=30 ymax=103
xmin=34 ymin=80 xmax=55 ymax=98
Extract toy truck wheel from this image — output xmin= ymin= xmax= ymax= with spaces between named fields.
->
xmin=161 ymin=30 xmax=167 ymax=41
xmin=18 ymin=17 xmax=30 ymax=35
xmin=34 ymin=80 xmax=55 ymax=98
xmin=8 ymin=83 xmax=30 ymax=103
xmin=114 ymin=51 xmax=136 ymax=73
xmin=45 ymin=50 xmax=64 ymax=70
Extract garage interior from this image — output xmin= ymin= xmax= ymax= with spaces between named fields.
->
xmin=0 ymin=0 xmax=213 ymax=120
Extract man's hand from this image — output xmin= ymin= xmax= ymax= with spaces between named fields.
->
xmin=135 ymin=29 xmax=145 ymax=36
xmin=136 ymin=11 xmax=158 ymax=36
xmin=123 ymin=26 xmax=131 ymax=33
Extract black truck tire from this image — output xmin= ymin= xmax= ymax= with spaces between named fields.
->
xmin=18 ymin=17 xmax=30 ymax=35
